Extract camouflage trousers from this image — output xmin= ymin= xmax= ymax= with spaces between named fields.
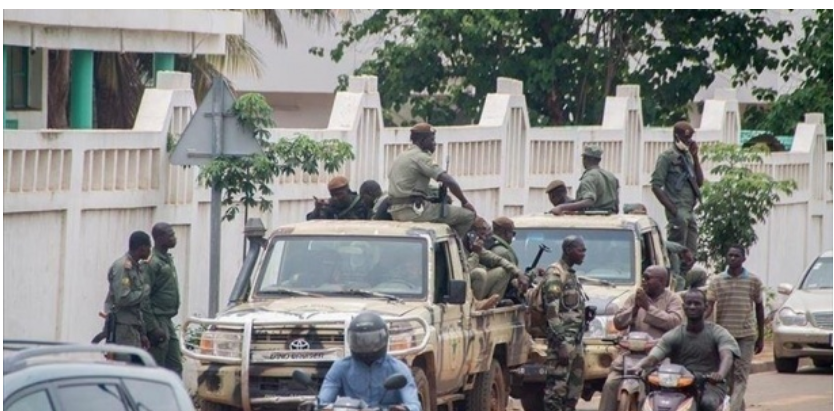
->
xmin=390 ymin=202 xmax=475 ymax=238
xmin=544 ymin=341 xmax=585 ymax=411
xmin=665 ymin=205 xmax=698 ymax=253
xmin=470 ymin=267 xmax=512 ymax=300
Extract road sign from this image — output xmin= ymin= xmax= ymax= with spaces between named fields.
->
xmin=170 ymin=77 xmax=263 ymax=166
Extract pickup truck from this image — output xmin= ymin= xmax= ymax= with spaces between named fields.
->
xmin=182 ymin=219 xmax=529 ymax=411
xmin=507 ymin=212 xmax=672 ymax=411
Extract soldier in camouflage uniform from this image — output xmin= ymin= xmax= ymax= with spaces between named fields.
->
xmin=307 ymin=176 xmax=372 ymax=220
xmin=651 ymin=121 xmax=704 ymax=253
xmin=387 ymin=123 xmax=476 ymax=238
xmin=541 ymin=236 xmax=587 ymax=411
xmin=546 ymin=179 xmax=574 ymax=214
xmin=551 ymin=146 xmax=620 ymax=215
xmin=143 ymin=222 xmax=183 ymax=376
xmin=104 ymin=231 xmax=152 ymax=358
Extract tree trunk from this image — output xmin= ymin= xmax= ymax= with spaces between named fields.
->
xmin=48 ymin=50 xmax=70 ymax=129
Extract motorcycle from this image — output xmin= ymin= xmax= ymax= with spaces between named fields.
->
xmin=292 ymin=369 xmax=409 ymax=411
xmin=602 ymin=331 xmax=657 ymax=411
xmin=642 ymin=363 xmax=730 ymax=411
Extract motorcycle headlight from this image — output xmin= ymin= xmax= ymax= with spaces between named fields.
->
xmin=200 ymin=330 xmax=243 ymax=358
xmin=648 ymin=372 xmax=694 ymax=388
xmin=778 ymin=307 xmax=808 ymax=326
xmin=584 ymin=315 xmax=616 ymax=339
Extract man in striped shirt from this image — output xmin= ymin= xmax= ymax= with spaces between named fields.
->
xmin=705 ymin=245 xmax=765 ymax=411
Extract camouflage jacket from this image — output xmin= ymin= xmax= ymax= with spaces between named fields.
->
xmin=104 ymin=253 xmax=150 ymax=328
xmin=542 ymin=259 xmax=586 ymax=343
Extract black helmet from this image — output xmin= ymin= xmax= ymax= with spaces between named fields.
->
xmin=347 ymin=311 xmax=389 ymax=364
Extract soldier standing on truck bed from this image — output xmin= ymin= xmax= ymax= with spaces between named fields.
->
xmin=650 ymin=121 xmax=704 ymax=253
xmin=307 ymin=176 xmax=372 ymax=220
xmin=386 ymin=123 xmax=476 ymax=238
xmin=103 ymin=231 xmax=152 ymax=360
xmin=534 ymin=236 xmax=588 ymax=411
xmin=143 ymin=222 xmax=183 ymax=376
xmin=551 ymin=146 xmax=620 ymax=215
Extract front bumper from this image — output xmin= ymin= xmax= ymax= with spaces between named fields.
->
xmin=773 ymin=324 xmax=833 ymax=359
xmin=511 ymin=339 xmax=619 ymax=384
xmin=196 ymin=363 xmax=325 ymax=410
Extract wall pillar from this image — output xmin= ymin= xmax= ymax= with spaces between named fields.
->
xmin=154 ymin=53 xmax=175 ymax=86
xmin=70 ymin=50 xmax=94 ymax=129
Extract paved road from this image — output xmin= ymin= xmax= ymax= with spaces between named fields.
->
xmin=569 ymin=365 xmax=832 ymax=411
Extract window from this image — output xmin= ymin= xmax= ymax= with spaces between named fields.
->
xmin=124 ymin=379 xmax=182 ymax=411
xmin=6 ymin=46 xmax=29 ymax=109
xmin=58 ymin=383 xmax=128 ymax=411
xmin=6 ymin=390 xmax=55 ymax=411
xmin=801 ymin=257 xmax=833 ymax=290
xmin=433 ymin=241 xmax=450 ymax=303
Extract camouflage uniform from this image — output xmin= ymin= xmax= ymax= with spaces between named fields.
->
xmin=541 ymin=259 xmax=586 ymax=411
xmin=575 ymin=146 xmax=620 ymax=213
xmin=467 ymin=248 xmax=522 ymax=300
xmin=143 ymin=248 xmax=183 ymax=375
xmin=651 ymin=147 xmax=700 ymax=252
xmin=387 ymin=145 xmax=474 ymax=238
xmin=104 ymin=254 xmax=150 ymax=349
xmin=306 ymin=192 xmax=372 ymax=220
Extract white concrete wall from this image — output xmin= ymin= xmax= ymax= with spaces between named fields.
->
xmin=3 ymin=73 xmax=831 ymax=343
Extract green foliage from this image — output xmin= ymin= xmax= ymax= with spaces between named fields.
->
xmin=197 ymin=93 xmax=354 ymax=221
xmin=319 ymin=10 xmax=791 ymax=127
xmin=745 ymin=10 xmax=833 ymax=136
xmin=695 ymin=143 xmax=797 ymax=270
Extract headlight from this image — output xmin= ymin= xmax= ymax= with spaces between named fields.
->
xmin=584 ymin=315 xmax=616 ymax=339
xmin=648 ymin=372 xmax=694 ymax=388
xmin=778 ymin=307 xmax=808 ymax=326
xmin=387 ymin=321 xmax=425 ymax=352
xmin=200 ymin=330 xmax=243 ymax=358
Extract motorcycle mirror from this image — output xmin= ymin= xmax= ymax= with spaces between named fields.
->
xmin=383 ymin=373 xmax=408 ymax=390
xmin=292 ymin=369 xmax=315 ymax=388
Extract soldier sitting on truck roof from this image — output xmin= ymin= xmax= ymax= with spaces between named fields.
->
xmin=307 ymin=176 xmax=372 ymax=220
xmin=465 ymin=218 xmax=527 ymax=309
xmin=551 ymin=145 xmax=620 ymax=215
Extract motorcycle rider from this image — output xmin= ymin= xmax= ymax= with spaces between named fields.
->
xmin=632 ymin=289 xmax=739 ymax=411
xmin=598 ymin=265 xmax=683 ymax=411
xmin=318 ymin=311 xmax=421 ymax=411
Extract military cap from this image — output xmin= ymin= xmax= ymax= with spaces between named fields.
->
xmin=410 ymin=122 xmax=436 ymax=135
xmin=673 ymin=121 xmax=695 ymax=137
xmin=327 ymin=176 xmax=349 ymax=191
xmin=582 ymin=145 xmax=603 ymax=159
xmin=492 ymin=216 xmax=514 ymax=230
xmin=545 ymin=179 xmax=566 ymax=193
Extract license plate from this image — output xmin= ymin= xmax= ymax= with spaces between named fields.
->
xmin=250 ymin=350 xmax=341 ymax=363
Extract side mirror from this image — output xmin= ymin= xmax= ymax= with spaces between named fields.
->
xmin=383 ymin=373 xmax=408 ymax=390
xmin=445 ymin=280 xmax=467 ymax=305
xmin=777 ymin=283 xmax=794 ymax=295
xmin=292 ymin=369 xmax=315 ymax=388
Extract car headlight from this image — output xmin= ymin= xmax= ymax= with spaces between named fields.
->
xmin=778 ymin=307 xmax=808 ymax=326
xmin=200 ymin=330 xmax=243 ymax=358
xmin=584 ymin=315 xmax=616 ymax=339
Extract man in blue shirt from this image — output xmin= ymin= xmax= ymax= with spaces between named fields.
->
xmin=318 ymin=311 xmax=422 ymax=411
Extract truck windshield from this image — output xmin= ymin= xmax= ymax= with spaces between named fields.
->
xmin=254 ymin=236 xmax=428 ymax=298
xmin=512 ymin=228 xmax=636 ymax=285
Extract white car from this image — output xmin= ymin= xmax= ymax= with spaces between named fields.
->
xmin=772 ymin=250 xmax=833 ymax=373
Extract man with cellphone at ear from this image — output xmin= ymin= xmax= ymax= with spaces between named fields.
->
xmin=650 ymin=121 xmax=704 ymax=253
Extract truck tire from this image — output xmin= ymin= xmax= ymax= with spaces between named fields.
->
xmin=465 ymin=359 xmax=507 ymax=411
xmin=199 ymin=399 xmax=242 ymax=411
xmin=412 ymin=366 xmax=432 ymax=411
xmin=519 ymin=383 xmax=544 ymax=411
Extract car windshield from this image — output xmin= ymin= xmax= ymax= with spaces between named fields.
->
xmin=254 ymin=236 xmax=428 ymax=298
xmin=512 ymin=228 xmax=636 ymax=285
xmin=800 ymin=257 xmax=833 ymax=290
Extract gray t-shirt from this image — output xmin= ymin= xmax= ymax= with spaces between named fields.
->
xmin=648 ymin=323 xmax=740 ymax=375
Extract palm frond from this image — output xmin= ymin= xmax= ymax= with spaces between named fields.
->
xmin=206 ymin=35 xmax=264 ymax=78
xmin=287 ymin=9 xmax=339 ymax=34
xmin=243 ymin=9 xmax=288 ymax=46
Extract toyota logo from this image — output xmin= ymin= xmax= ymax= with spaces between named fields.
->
xmin=289 ymin=339 xmax=310 ymax=350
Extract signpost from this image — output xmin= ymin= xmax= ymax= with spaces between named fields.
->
xmin=171 ymin=76 xmax=263 ymax=317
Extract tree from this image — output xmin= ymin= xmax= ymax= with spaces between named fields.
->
xmin=695 ymin=143 xmax=796 ymax=270
xmin=196 ymin=93 xmax=354 ymax=221
xmin=320 ymin=10 xmax=792 ymax=127
xmin=744 ymin=9 xmax=833 ymax=136
xmin=47 ymin=10 xmax=337 ymax=129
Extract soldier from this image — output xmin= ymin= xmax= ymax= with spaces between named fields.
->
xmin=387 ymin=123 xmax=476 ymax=237
xmin=541 ymin=236 xmax=587 ymax=411
xmin=359 ymin=180 xmax=383 ymax=217
xmin=104 ymin=231 xmax=152 ymax=357
xmin=551 ymin=146 xmax=620 ymax=215
xmin=143 ymin=222 xmax=183 ymax=376
xmin=464 ymin=218 xmax=521 ymax=310
xmin=546 ymin=179 xmax=574 ymax=214
xmin=651 ymin=121 xmax=704 ymax=252
xmin=307 ymin=176 xmax=371 ymax=220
